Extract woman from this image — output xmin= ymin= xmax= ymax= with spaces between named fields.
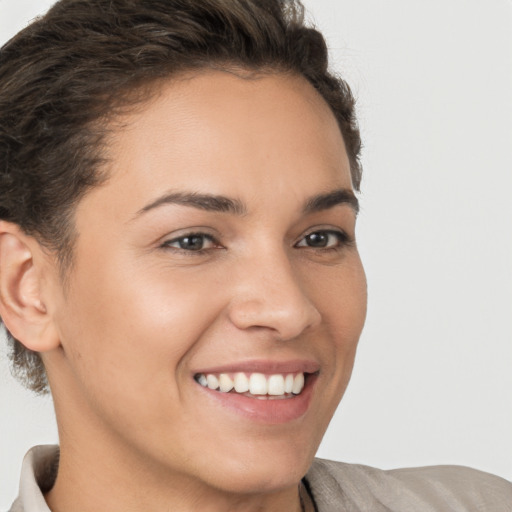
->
xmin=0 ymin=1 xmax=510 ymax=511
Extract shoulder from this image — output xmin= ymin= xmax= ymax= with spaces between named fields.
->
xmin=305 ymin=458 xmax=512 ymax=512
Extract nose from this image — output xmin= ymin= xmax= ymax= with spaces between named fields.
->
xmin=227 ymin=250 xmax=321 ymax=340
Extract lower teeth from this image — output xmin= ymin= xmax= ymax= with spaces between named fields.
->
xmin=240 ymin=391 xmax=295 ymax=400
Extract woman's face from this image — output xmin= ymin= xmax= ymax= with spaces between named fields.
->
xmin=45 ymin=71 xmax=367 ymax=494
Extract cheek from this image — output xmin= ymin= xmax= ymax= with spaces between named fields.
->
xmin=304 ymin=256 xmax=366 ymax=390
xmin=55 ymin=255 xmax=228 ymax=404
xmin=306 ymin=255 xmax=367 ymax=340
xmin=334 ymin=258 xmax=367 ymax=372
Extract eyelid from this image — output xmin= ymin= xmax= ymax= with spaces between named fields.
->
xmin=156 ymin=225 xmax=219 ymax=243
xmin=294 ymin=228 xmax=353 ymax=249
xmin=156 ymin=225 xmax=353 ymax=253
xmin=160 ymin=231 xmax=222 ymax=252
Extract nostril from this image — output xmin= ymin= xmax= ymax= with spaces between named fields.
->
xmin=227 ymin=294 xmax=320 ymax=341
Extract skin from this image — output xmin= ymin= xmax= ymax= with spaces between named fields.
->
xmin=1 ymin=71 xmax=367 ymax=512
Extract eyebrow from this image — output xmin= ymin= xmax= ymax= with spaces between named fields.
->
xmin=136 ymin=191 xmax=247 ymax=216
xmin=135 ymin=188 xmax=359 ymax=218
xmin=303 ymin=189 xmax=359 ymax=215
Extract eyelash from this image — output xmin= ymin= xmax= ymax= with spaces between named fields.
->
xmin=160 ymin=233 xmax=219 ymax=254
xmin=295 ymin=230 xmax=352 ymax=251
xmin=160 ymin=229 xmax=353 ymax=255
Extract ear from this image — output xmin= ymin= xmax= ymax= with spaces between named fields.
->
xmin=0 ymin=221 xmax=60 ymax=352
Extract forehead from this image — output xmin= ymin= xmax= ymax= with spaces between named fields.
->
xmin=78 ymin=71 xmax=352 ymax=222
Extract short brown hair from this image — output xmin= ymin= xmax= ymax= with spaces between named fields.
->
xmin=0 ymin=0 xmax=362 ymax=393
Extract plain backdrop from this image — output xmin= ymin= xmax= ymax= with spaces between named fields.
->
xmin=1 ymin=0 xmax=511 ymax=507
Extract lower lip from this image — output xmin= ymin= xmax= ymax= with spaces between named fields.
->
xmin=196 ymin=374 xmax=317 ymax=425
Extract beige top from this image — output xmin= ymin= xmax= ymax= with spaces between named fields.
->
xmin=8 ymin=445 xmax=512 ymax=512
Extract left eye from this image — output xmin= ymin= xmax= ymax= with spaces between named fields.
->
xmin=163 ymin=233 xmax=216 ymax=251
xmin=295 ymin=230 xmax=347 ymax=249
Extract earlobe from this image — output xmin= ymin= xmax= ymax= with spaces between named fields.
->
xmin=0 ymin=221 xmax=60 ymax=352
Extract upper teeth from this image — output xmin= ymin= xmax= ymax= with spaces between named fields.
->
xmin=196 ymin=372 xmax=305 ymax=396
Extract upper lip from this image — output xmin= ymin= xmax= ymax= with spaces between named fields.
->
xmin=193 ymin=359 xmax=320 ymax=375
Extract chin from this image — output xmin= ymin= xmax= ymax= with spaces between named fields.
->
xmin=207 ymin=458 xmax=311 ymax=495
xmin=194 ymin=435 xmax=318 ymax=495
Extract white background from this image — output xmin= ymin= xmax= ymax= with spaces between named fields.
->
xmin=1 ymin=0 xmax=511 ymax=507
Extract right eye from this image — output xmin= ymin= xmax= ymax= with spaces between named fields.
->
xmin=161 ymin=233 xmax=218 ymax=252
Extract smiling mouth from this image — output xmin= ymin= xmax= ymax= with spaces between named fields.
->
xmin=194 ymin=372 xmax=309 ymax=399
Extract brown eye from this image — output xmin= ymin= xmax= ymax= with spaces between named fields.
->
xmin=304 ymin=232 xmax=329 ymax=247
xmin=295 ymin=230 xmax=348 ymax=249
xmin=163 ymin=233 xmax=216 ymax=251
